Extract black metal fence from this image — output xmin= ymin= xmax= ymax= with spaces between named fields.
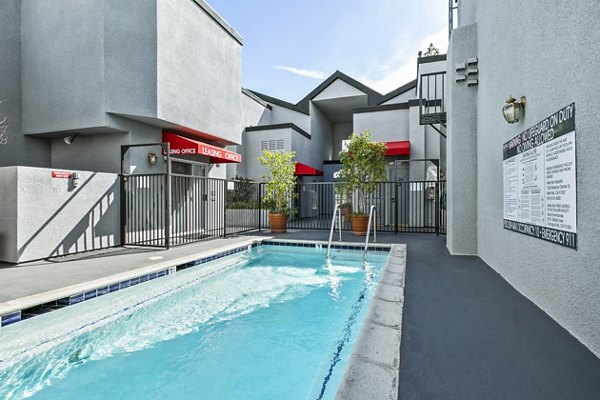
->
xmin=121 ymin=174 xmax=447 ymax=248
xmin=269 ymin=181 xmax=447 ymax=234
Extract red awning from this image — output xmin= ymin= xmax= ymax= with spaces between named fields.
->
xmin=295 ymin=162 xmax=323 ymax=176
xmin=384 ymin=141 xmax=410 ymax=156
xmin=162 ymin=131 xmax=242 ymax=163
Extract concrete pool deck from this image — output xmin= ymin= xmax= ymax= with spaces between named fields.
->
xmin=1 ymin=230 xmax=600 ymax=399
xmin=0 ymin=235 xmax=267 ymax=316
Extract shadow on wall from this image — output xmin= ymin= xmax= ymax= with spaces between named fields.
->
xmin=48 ymin=184 xmax=119 ymax=258
xmin=15 ymin=170 xmax=120 ymax=262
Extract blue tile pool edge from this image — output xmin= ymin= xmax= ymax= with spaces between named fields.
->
xmin=0 ymin=240 xmax=390 ymax=328
xmin=0 ymin=242 xmax=260 ymax=328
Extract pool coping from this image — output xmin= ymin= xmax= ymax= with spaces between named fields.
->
xmin=0 ymin=238 xmax=265 ymax=326
xmin=335 ymin=243 xmax=406 ymax=400
xmin=0 ymin=238 xmax=392 ymax=328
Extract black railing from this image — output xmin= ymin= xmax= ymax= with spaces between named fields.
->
xmin=419 ymin=72 xmax=446 ymax=125
xmin=121 ymin=173 xmax=169 ymax=247
xmin=121 ymin=175 xmax=447 ymax=248
xmin=279 ymin=181 xmax=447 ymax=234
xmin=121 ymin=174 xmax=262 ymax=248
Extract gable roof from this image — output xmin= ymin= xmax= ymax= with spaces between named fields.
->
xmin=248 ymin=70 xmax=383 ymax=115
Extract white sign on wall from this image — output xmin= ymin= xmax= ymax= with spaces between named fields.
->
xmin=502 ymin=103 xmax=577 ymax=249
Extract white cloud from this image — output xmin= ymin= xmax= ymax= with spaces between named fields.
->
xmin=360 ymin=28 xmax=448 ymax=94
xmin=274 ymin=65 xmax=326 ymax=80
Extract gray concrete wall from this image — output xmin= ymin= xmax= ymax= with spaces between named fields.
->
xmin=408 ymin=106 xmax=427 ymax=181
xmin=0 ymin=1 xmax=50 ymax=168
xmin=446 ymin=23 xmax=478 ymax=255
xmin=0 ymin=167 xmax=120 ymax=263
xmin=0 ymin=167 xmax=18 ymax=262
xmin=21 ymin=0 xmax=107 ymax=135
xmin=332 ymin=122 xmax=353 ymax=159
xmin=243 ymin=129 xmax=293 ymax=181
xmin=353 ymin=110 xmax=410 ymax=143
xmin=450 ymin=0 xmax=600 ymax=356
xmin=312 ymin=79 xmax=367 ymax=100
xmin=157 ymin=0 xmax=242 ymax=145
xmin=380 ymin=89 xmax=415 ymax=105
xmin=309 ymin=103 xmax=333 ymax=168
xmin=269 ymin=104 xmax=310 ymax=132
xmin=50 ymin=115 xmax=164 ymax=174
xmin=228 ymin=92 xmax=270 ymax=178
xmin=104 ymin=0 xmax=157 ymax=118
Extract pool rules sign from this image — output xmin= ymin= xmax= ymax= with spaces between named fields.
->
xmin=503 ymin=103 xmax=577 ymax=249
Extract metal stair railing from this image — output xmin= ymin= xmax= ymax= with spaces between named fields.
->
xmin=363 ymin=205 xmax=377 ymax=262
xmin=326 ymin=205 xmax=342 ymax=259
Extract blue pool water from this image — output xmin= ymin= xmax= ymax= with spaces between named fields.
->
xmin=0 ymin=245 xmax=387 ymax=400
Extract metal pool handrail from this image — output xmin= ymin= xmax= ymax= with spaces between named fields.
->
xmin=363 ymin=205 xmax=377 ymax=262
xmin=326 ymin=205 xmax=342 ymax=259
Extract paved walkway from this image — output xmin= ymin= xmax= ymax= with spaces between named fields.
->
xmin=397 ymin=234 xmax=600 ymax=400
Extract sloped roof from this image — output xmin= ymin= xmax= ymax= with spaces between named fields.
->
xmin=248 ymin=71 xmax=422 ymax=114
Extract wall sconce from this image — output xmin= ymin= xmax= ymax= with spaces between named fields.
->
xmin=502 ymin=96 xmax=526 ymax=124
xmin=148 ymin=152 xmax=158 ymax=166
xmin=63 ymin=133 xmax=80 ymax=145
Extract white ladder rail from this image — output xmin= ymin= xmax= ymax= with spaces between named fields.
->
xmin=326 ymin=205 xmax=343 ymax=259
xmin=363 ymin=205 xmax=377 ymax=262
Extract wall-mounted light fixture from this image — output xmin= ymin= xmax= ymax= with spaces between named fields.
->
xmin=148 ymin=152 xmax=158 ymax=166
xmin=502 ymin=96 xmax=526 ymax=124
xmin=63 ymin=133 xmax=80 ymax=145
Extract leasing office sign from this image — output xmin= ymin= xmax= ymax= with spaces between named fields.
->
xmin=502 ymin=103 xmax=577 ymax=249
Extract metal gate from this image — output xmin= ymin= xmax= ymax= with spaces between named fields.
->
xmin=120 ymin=144 xmax=262 ymax=248
xmin=270 ymin=180 xmax=447 ymax=235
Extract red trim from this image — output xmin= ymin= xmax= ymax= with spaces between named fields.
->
xmin=295 ymin=162 xmax=323 ymax=176
xmin=384 ymin=141 xmax=410 ymax=156
xmin=162 ymin=131 xmax=242 ymax=163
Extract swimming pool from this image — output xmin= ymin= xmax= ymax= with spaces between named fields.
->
xmin=0 ymin=244 xmax=389 ymax=400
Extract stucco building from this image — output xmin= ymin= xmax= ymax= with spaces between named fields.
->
xmin=229 ymin=56 xmax=447 ymax=185
xmin=446 ymin=0 xmax=600 ymax=356
xmin=0 ymin=0 xmax=245 ymax=262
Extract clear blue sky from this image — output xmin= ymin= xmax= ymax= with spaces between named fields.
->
xmin=207 ymin=0 xmax=448 ymax=103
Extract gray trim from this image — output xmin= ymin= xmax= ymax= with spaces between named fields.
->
xmin=378 ymin=80 xmax=417 ymax=104
xmin=245 ymin=123 xmax=311 ymax=139
xmin=297 ymin=70 xmax=383 ymax=112
xmin=242 ymin=88 xmax=272 ymax=109
xmin=191 ymin=0 xmax=244 ymax=45
xmin=247 ymin=90 xmax=309 ymax=115
xmin=249 ymin=71 xmax=384 ymax=115
xmin=354 ymin=102 xmax=410 ymax=114
xmin=417 ymin=54 xmax=447 ymax=64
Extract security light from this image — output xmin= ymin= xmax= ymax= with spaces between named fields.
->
xmin=502 ymin=96 xmax=526 ymax=124
xmin=63 ymin=133 xmax=79 ymax=145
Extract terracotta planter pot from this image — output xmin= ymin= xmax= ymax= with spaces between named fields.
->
xmin=268 ymin=213 xmax=288 ymax=233
xmin=351 ymin=215 xmax=369 ymax=236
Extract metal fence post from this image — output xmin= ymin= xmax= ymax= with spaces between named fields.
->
xmin=258 ymin=182 xmax=262 ymax=231
xmin=164 ymin=144 xmax=171 ymax=248
xmin=223 ymin=179 xmax=227 ymax=238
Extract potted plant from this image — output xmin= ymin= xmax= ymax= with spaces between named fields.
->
xmin=338 ymin=130 xmax=386 ymax=235
xmin=258 ymin=149 xmax=297 ymax=233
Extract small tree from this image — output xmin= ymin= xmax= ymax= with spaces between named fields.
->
xmin=258 ymin=150 xmax=297 ymax=215
xmin=338 ymin=130 xmax=386 ymax=215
